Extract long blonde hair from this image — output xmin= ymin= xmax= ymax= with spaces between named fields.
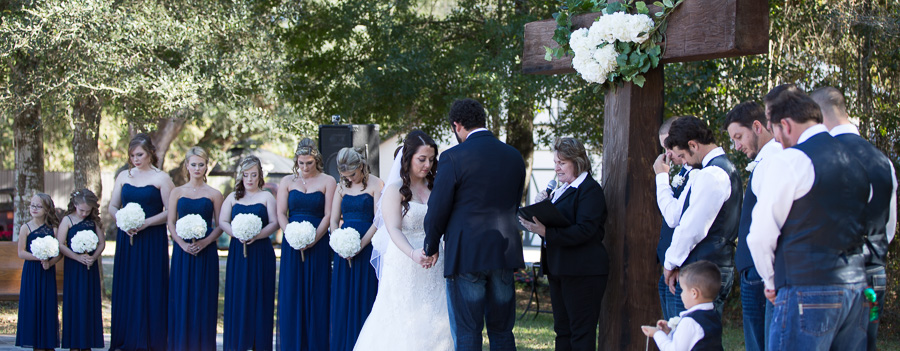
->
xmin=182 ymin=146 xmax=210 ymax=183
xmin=336 ymin=147 xmax=369 ymax=190
xmin=293 ymin=138 xmax=323 ymax=179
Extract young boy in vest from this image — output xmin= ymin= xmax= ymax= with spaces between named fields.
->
xmin=642 ymin=261 xmax=724 ymax=351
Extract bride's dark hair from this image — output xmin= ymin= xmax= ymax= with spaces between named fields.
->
xmin=399 ymin=130 xmax=438 ymax=216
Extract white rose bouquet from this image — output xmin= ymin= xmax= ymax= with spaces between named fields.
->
xmin=30 ymin=236 xmax=60 ymax=261
xmin=330 ymin=227 xmax=361 ymax=268
xmin=667 ymin=316 xmax=681 ymax=332
xmin=284 ymin=221 xmax=316 ymax=261
xmin=175 ymin=214 xmax=208 ymax=242
xmin=232 ymin=213 xmax=262 ymax=257
xmin=116 ymin=202 xmax=145 ymax=245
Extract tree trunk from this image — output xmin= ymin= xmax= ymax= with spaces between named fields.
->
xmin=597 ymin=67 xmax=664 ymax=350
xmin=506 ymin=97 xmax=535 ymax=204
xmin=10 ymin=52 xmax=45 ymax=242
xmin=149 ymin=115 xmax=188 ymax=169
xmin=72 ymin=95 xmax=103 ymax=197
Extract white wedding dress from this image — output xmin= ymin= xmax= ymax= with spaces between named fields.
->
xmin=353 ymin=202 xmax=454 ymax=351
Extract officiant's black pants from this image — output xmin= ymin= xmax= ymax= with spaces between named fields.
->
xmin=548 ymin=274 xmax=608 ymax=351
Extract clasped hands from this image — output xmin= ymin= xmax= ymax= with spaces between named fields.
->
xmin=411 ymin=249 xmax=439 ymax=269
xmin=640 ymin=319 xmax=673 ymax=337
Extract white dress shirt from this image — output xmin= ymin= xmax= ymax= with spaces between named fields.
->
xmin=830 ymin=123 xmax=898 ymax=243
xmin=551 ymin=171 xmax=588 ymax=203
xmin=656 ymin=166 xmax=694 ymax=228
xmin=663 ymin=147 xmax=733 ymax=271
xmin=747 ymin=124 xmax=833 ymax=290
xmin=748 ymin=139 xmax=783 ymax=195
xmin=652 ymin=302 xmax=715 ymax=351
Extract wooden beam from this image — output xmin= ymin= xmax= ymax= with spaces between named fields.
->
xmin=597 ymin=67 xmax=664 ymax=349
xmin=522 ymin=0 xmax=769 ymax=75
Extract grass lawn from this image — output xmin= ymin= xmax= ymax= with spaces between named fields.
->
xmin=0 ymin=258 xmax=897 ymax=350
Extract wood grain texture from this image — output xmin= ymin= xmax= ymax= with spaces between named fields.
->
xmin=0 ymin=241 xmax=64 ymax=301
xmin=597 ymin=67 xmax=664 ymax=350
xmin=522 ymin=0 xmax=769 ymax=75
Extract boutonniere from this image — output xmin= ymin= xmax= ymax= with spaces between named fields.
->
xmin=671 ymin=174 xmax=685 ymax=188
xmin=667 ymin=316 xmax=682 ymax=330
xmin=746 ymin=161 xmax=759 ymax=173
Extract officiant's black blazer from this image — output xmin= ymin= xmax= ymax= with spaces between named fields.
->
xmin=424 ymin=131 xmax=527 ymax=277
xmin=541 ymin=175 xmax=609 ymax=276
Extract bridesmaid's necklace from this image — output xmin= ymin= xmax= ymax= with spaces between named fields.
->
xmin=298 ymin=173 xmax=310 ymax=185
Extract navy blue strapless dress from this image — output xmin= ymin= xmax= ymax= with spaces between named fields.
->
xmin=330 ymin=193 xmax=378 ymax=351
xmin=62 ymin=219 xmax=104 ymax=349
xmin=276 ymin=190 xmax=331 ymax=351
xmin=110 ymin=183 xmax=169 ymax=351
xmin=224 ymin=203 xmax=276 ymax=351
xmin=16 ymin=224 xmax=59 ymax=349
xmin=169 ymin=197 xmax=219 ymax=351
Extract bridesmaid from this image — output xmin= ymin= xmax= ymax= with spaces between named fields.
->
xmin=16 ymin=193 xmax=62 ymax=351
xmin=220 ymin=156 xmax=279 ymax=351
xmin=57 ymin=189 xmax=106 ymax=350
xmin=275 ymin=138 xmax=336 ymax=350
xmin=108 ymin=133 xmax=174 ymax=351
xmin=167 ymin=147 xmax=224 ymax=351
xmin=329 ymin=147 xmax=383 ymax=351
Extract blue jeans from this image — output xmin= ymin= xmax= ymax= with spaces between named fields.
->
xmin=866 ymin=266 xmax=887 ymax=351
xmin=658 ymin=274 xmax=684 ymax=320
xmin=768 ymin=283 xmax=867 ymax=351
xmin=741 ymin=268 xmax=768 ymax=351
xmin=446 ymin=268 xmax=517 ymax=351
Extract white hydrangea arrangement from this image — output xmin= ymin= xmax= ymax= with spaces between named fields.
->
xmin=71 ymin=230 xmax=99 ymax=254
xmin=284 ymin=221 xmax=316 ymax=261
xmin=30 ymin=236 xmax=60 ymax=261
xmin=330 ymin=227 xmax=361 ymax=268
xmin=115 ymin=202 xmax=145 ymax=245
xmin=545 ymin=0 xmax=684 ymax=88
xmin=231 ymin=213 xmax=263 ymax=257
xmin=175 ymin=214 xmax=208 ymax=242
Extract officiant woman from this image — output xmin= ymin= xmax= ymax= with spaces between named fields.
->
xmin=518 ymin=137 xmax=609 ymax=351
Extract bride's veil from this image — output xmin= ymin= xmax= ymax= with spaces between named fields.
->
xmin=370 ymin=146 xmax=403 ymax=279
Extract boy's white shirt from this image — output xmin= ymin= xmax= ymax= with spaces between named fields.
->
xmin=653 ymin=302 xmax=715 ymax=351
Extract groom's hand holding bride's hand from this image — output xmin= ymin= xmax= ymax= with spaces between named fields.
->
xmin=411 ymin=249 xmax=436 ymax=268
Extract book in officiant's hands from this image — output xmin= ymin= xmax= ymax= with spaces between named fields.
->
xmin=516 ymin=200 xmax=571 ymax=231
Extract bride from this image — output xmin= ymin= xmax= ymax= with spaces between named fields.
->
xmin=354 ymin=130 xmax=454 ymax=351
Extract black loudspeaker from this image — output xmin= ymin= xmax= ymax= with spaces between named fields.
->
xmin=319 ymin=124 xmax=380 ymax=182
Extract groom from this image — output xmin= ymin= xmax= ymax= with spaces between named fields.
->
xmin=424 ymin=98 xmax=527 ymax=350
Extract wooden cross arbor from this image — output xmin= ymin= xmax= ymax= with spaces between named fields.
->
xmin=523 ymin=1 xmax=768 ymax=349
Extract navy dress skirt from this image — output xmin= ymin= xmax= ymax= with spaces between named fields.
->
xmin=329 ymin=193 xmax=378 ymax=351
xmin=62 ymin=219 xmax=104 ymax=349
xmin=110 ymin=183 xmax=169 ymax=351
xmin=16 ymin=224 xmax=60 ymax=349
xmin=169 ymin=197 xmax=219 ymax=351
xmin=276 ymin=190 xmax=331 ymax=351
xmin=224 ymin=203 xmax=276 ymax=351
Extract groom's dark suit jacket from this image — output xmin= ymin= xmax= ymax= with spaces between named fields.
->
xmin=424 ymin=130 xmax=527 ymax=277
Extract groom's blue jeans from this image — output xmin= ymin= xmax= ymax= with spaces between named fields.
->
xmin=446 ymin=268 xmax=517 ymax=351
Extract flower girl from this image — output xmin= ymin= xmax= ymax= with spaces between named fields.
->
xmin=56 ymin=189 xmax=106 ymax=350
xmin=16 ymin=193 xmax=62 ymax=350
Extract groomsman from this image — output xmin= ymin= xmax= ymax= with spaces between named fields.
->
xmin=652 ymin=116 xmax=694 ymax=320
xmin=723 ymin=101 xmax=781 ymax=351
xmin=748 ymin=85 xmax=869 ymax=350
xmin=661 ymin=116 xmax=742 ymax=316
xmin=812 ymin=87 xmax=897 ymax=351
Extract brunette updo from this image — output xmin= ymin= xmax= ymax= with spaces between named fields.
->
xmin=293 ymin=138 xmax=324 ymax=179
xmin=127 ymin=133 xmax=160 ymax=175
xmin=336 ymin=147 xmax=370 ymax=190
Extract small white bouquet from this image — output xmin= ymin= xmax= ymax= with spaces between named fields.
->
xmin=667 ymin=316 xmax=681 ymax=331
xmin=176 ymin=214 xmax=208 ymax=242
xmin=116 ymin=202 xmax=145 ymax=245
xmin=71 ymin=230 xmax=99 ymax=269
xmin=30 ymin=236 xmax=60 ymax=261
xmin=330 ymin=227 xmax=361 ymax=268
xmin=232 ymin=213 xmax=262 ymax=257
xmin=284 ymin=221 xmax=316 ymax=261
